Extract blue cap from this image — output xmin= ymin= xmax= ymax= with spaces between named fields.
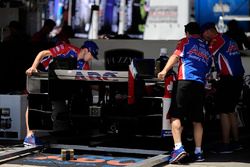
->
xmin=81 ymin=40 xmax=99 ymax=59
xmin=201 ymin=22 xmax=216 ymax=34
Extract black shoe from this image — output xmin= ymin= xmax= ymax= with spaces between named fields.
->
xmin=194 ymin=152 xmax=205 ymax=162
xmin=230 ymin=141 xmax=243 ymax=151
xmin=210 ymin=143 xmax=233 ymax=154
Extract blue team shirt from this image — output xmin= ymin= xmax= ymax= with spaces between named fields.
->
xmin=174 ymin=35 xmax=212 ymax=84
xmin=209 ymin=33 xmax=245 ymax=77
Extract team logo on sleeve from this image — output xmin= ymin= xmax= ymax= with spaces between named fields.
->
xmin=56 ymin=46 xmax=60 ymax=52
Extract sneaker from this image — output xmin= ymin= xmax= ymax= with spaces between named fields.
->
xmin=163 ymin=155 xmax=171 ymax=163
xmin=210 ymin=144 xmax=233 ymax=154
xmin=23 ymin=135 xmax=44 ymax=146
xmin=169 ymin=146 xmax=187 ymax=164
xmin=194 ymin=152 xmax=205 ymax=162
xmin=230 ymin=141 xmax=243 ymax=151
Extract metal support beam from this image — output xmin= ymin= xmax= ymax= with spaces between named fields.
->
xmin=0 ymin=145 xmax=43 ymax=163
xmin=128 ymin=154 xmax=170 ymax=167
xmin=222 ymin=15 xmax=250 ymax=21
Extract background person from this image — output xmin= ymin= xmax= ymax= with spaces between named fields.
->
xmin=0 ymin=21 xmax=32 ymax=94
xmin=225 ymin=20 xmax=250 ymax=50
xmin=51 ymin=24 xmax=74 ymax=45
xmin=31 ymin=19 xmax=56 ymax=55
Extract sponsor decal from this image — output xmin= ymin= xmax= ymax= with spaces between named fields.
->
xmin=54 ymin=70 xmax=128 ymax=82
xmin=24 ymin=154 xmax=143 ymax=166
